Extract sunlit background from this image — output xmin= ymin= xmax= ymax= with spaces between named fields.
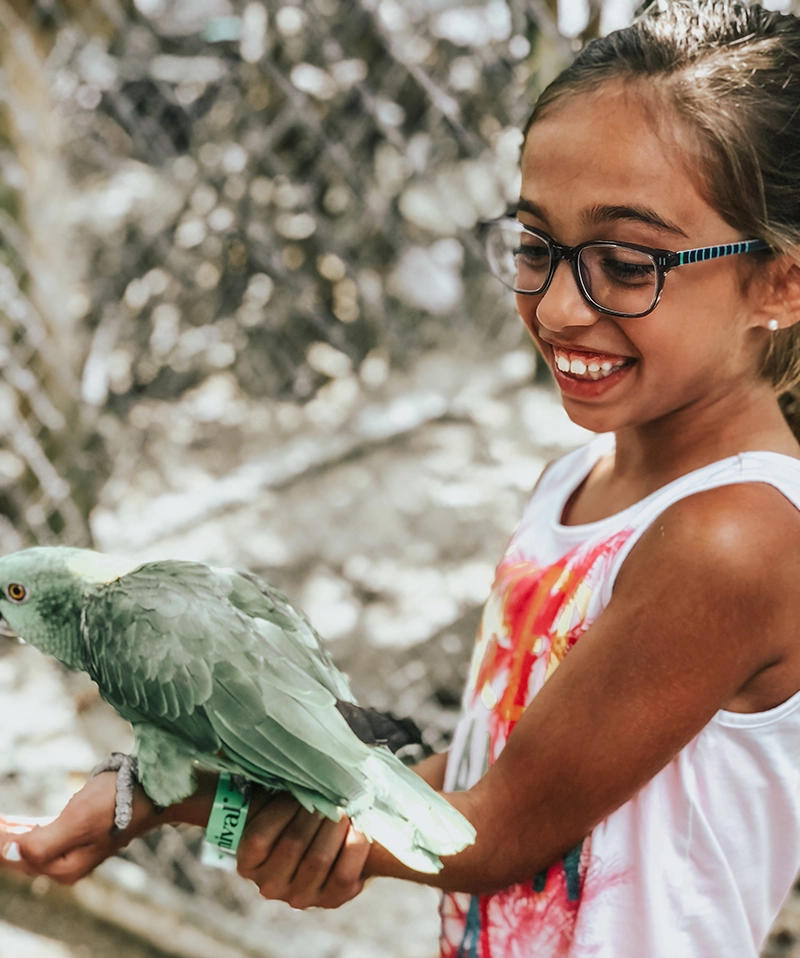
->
xmin=0 ymin=0 xmax=798 ymax=955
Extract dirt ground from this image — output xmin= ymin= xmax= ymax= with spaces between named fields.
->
xmin=0 ymin=872 xmax=175 ymax=958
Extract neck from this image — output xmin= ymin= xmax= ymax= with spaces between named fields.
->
xmin=29 ymin=579 xmax=87 ymax=670
xmin=42 ymin=618 xmax=84 ymax=670
xmin=612 ymin=381 xmax=800 ymax=485
xmin=22 ymin=614 xmax=85 ymax=670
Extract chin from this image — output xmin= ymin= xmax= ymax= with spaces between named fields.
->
xmin=558 ymin=396 xmax=636 ymax=436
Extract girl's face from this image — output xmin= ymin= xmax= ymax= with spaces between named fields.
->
xmin=518 ymin=84 xmax=769 ymax=436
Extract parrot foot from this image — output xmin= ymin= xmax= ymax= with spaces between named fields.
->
xmin=91 ymin=752 xmax=139 ymax=832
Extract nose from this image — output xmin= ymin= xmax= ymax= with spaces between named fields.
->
xmin=533 ymin=260 xmax=600 ymax=332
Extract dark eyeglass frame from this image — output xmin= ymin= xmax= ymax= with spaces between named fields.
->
xmin=481 ymin=216 xmax=771 ymax=319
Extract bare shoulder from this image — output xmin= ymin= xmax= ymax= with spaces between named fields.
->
xmin=449 ymin=482 xmax=800 ymax=891
xmin=620 ymin=480 xmax=800 ymax=587
xmin=615 ymin=480 xmax=800 ymax=710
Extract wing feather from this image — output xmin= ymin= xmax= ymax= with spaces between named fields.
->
xmin=83 ymin=560 xmax=370 ymax=808
xmin=77 ymin=556 xmax=476 ymax=869
xmin=206 ymin=696 xmax=334 ymax=792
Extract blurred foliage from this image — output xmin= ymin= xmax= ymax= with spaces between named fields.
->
xmin=0 ymin=0 xmax=582 ymax=935
xmin=0 ymin=0 xmax=578 ymax=549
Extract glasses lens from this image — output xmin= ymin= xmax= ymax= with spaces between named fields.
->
xmin=579 ymin=244 xmax=658 ymax=316
xmin=486 ymin=221 xmax=551 ymax=293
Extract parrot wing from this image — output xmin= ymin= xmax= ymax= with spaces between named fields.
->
xmin=220 ymin=566 xmax=355 ymax=703
xmin=82 ymin=560 xmax=376 ymax=812
xmin=82 ymin=558 xmax=476 ymax=871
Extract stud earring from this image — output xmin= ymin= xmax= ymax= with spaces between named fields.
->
xmin=768 ymin=319 xmax=780 ymax=331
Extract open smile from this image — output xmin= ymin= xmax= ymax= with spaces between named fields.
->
xmin=543 ymin=343 xmax=637 ymax=400
xmin=550 ymin=346 xmax=635 ymax=381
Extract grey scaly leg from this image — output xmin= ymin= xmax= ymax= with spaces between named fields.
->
xmin=91 ymin=752 xmax=139 ymax=832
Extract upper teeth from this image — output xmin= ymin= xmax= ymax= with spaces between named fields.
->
xmin=554 ymin=350 xmax=626 ymax=379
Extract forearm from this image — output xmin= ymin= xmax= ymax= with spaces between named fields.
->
xmin=159 ymin=772 xmax=280 ymax=836
xmin=159 ymin=757 xmax=549 ymax=896
xmin=161 ymin=754 xmax=448 ymax=831
xmin=364 ymin=752 xmax=536 ymax=893
xmin=409 ymin=750 xmax=448 ymax=790
xmin=361 ymin=786 xmax=500 ymax=893
xmin=361 ymin=766 xmax=573 ymax=896
xmin=149 ymin=756 xmax=559 ymax=896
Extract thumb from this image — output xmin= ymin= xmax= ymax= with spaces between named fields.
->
xmin=15 ymin=775 xmax=118 ymax=868
xmin=0 ymin=816 xmax=53 ymax=875
xmin=13 ymin=808 xmax=121 ymax=885
xmin=15 ymin=817 xmax=90 ymax=869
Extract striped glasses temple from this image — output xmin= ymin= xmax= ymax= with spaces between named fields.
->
xmin=662 ymin=238 xmax=770 ymax=268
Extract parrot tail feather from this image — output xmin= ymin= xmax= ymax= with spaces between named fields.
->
xmin=345 ymin=749 xmax=476 ymax=873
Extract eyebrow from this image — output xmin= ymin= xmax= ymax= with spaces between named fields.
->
xmin=516 ymin=197 xmax=689 ymax=238
xmin=586 ymin=204 xmax=689 ymax=238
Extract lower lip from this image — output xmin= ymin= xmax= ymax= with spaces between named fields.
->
xmin=551 ymin=360 xmax=635 ymax=399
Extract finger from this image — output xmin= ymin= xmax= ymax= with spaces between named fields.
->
xmin=0 ymin=832 xmax=38 ymax=876
xmin=285 ymin=815 xmax=351 ymax=907
xmin=33 ymin=844 xmax=110 ymax=885
xmin=263 ymin=806 xmax=324 ymax=893
xmin=17 ymin=823 xmax=86 ymax=870
xmin=16 ymin=819 xmax=115 ymax=875
xmin=319 ymin=825 xmax=371 ymax=909
xmin=16 ymin=810 xmax=113 ymax=869
xmin=17 ymin=775 xmax=118 ymax=868
xmin=237 ymin=793 xmax=303 ymax=875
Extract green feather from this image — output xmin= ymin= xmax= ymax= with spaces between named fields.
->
xmin=0 ymin=547 xmax=476 ymax=872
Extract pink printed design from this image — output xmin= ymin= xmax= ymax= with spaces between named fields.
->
xmin=441 ymin=846 xmax=630 ymax=958
xmin=442 ymin=528 xmax=634 ymax=958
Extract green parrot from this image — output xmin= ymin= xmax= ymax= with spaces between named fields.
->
xmin=0 ymin=546 xmax=475 ymax=873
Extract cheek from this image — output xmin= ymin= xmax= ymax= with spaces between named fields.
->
xmin=665 ymin=264 xmax=751 ymax=329
xmin=635 ymin=322 xmax=745 ymax=393
xmin=515 ymin=292 xmax=541 ymax=335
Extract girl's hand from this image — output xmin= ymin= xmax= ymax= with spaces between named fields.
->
xmin=237 ymin=791 xmax=370 ymax=909
xmin=0 ymin=816 xmax=52 ymax=875
xmin=3 ymin=773 xmax=158 ymax=884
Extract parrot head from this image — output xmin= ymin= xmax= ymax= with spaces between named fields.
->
xmin=0 ymin=546 xmax=140 ymax=669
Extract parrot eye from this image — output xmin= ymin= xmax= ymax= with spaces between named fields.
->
xmin=6 ymin=583 xmax=28 ymax=604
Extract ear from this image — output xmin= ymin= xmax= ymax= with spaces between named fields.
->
xmin=749 ymin=254 xmax=800 ymax=333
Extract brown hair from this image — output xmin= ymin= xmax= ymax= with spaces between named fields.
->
xmin=525 ymin=0 xmax=800 ymax=436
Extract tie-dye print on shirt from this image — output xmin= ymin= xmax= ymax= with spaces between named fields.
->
xmin=441 ymin=439 xmax=800 ymax=957
xmin=441 ymin=527 xmax=635 ymax=958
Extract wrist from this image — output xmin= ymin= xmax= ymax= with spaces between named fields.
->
xmin=126 ymin=786 xmax=163 ymax=837
xmin=155 ymin=772 xmax=221 ymax=829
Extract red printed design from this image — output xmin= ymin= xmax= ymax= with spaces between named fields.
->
xmin=442 ymin=529 xmax=634 ymax=958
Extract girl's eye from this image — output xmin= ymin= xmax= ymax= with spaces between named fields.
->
xmin=600 ymin=255 xmax=655 ymax=286
xmin=514 ymin=243 xmax=550 ymax=264
xmin=6 ymin=583 xmax=28 ymax=603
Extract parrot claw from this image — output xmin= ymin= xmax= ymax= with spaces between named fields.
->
xmin=91 ymin=752 xmax=139 ymax=831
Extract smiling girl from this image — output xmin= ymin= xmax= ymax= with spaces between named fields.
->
xmin=8 ymin=1 xmax=800 ymax=956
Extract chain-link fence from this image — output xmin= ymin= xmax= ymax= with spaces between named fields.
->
xmin=0 ymin=0 xmax=586 ymax=950
xmin=2 ymin=1 xmax=800 ymax=956
xmin=23 ymin=3 xmax=800 ymax=958
xmin=0 ymin=0 xmax=579 ymax=550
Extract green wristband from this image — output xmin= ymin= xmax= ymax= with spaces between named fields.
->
xmin=201 ymin=773 xmax=251 ymax=871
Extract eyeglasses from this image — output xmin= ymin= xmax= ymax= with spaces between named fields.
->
xmin=481 ymin=216 xmax=770 ymax=319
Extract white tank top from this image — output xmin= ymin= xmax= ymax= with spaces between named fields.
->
xmin=441 ymin=434 xmax=800 ymax=958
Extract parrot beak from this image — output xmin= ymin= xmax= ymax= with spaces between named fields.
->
xmin=0 ymin=615 xmax=18 ymax=640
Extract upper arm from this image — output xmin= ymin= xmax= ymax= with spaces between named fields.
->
xmin=454 ymin=482 xmax=800 ymax=891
